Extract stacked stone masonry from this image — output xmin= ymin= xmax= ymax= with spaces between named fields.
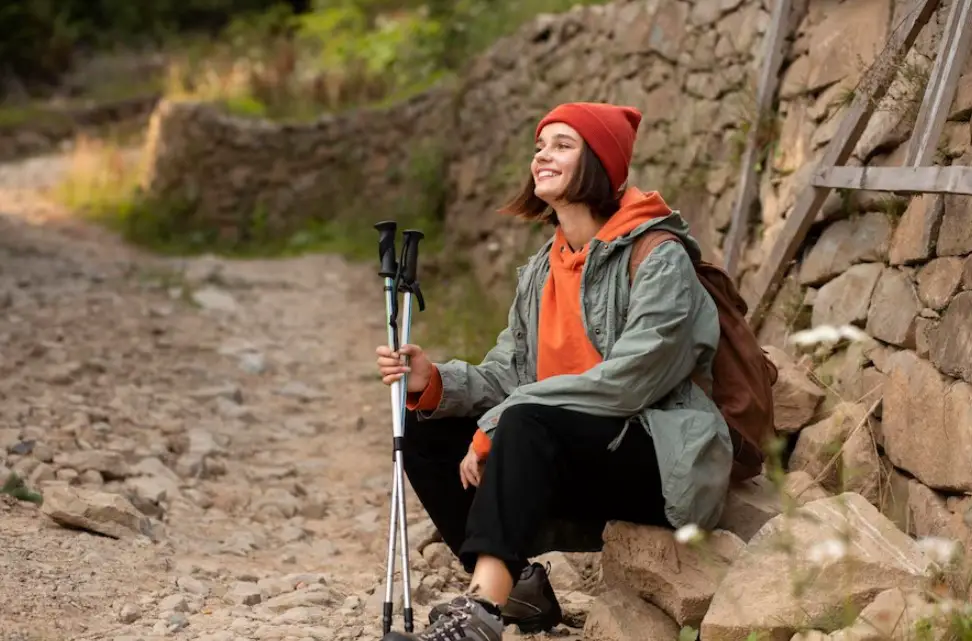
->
xmin=138 ymin=1 xmax=972 ymax=638
xmin=141 ymin=88 xmax=453 ymax=243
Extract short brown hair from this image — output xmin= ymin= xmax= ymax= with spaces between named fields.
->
xmin=499 ymin=144 xmax=622 ymax=225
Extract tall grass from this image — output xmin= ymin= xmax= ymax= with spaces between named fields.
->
xmin=160 ymin=0 xmax=611 ymax=120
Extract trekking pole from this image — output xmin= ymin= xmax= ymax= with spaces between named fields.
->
xmin=392 ymin=229 xmax=424 ymax=634
xmin=374 ymin=222 xmax=425 ymax=635
xmin=375 ymin=220 xmax=404 ymax=635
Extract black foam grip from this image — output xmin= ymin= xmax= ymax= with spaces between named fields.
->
xmin=375 ymin=221 xmax=398 ymax=278
xmin=400 ymin=229 xmax=424 ymax=284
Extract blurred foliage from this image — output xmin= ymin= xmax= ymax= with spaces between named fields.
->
xmin=2 ymin=0 xmax=605 ymax=115
xmin=0 ymin=0 xmax=301 ymax=90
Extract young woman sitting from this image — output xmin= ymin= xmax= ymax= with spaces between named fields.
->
xmin=374 ymin=101 xmax=733 ymax=641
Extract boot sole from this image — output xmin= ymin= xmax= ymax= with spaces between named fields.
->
xmin=430 ymin=608 xmax=562 ymax=634
xmin=504 ymin=604 xmax=564 ymax=634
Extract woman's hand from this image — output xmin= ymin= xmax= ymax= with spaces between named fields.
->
xmin=375 ymin=343 xmax=433 ymax=393
xmin=459 ymin=442 xmax=487 ymax=489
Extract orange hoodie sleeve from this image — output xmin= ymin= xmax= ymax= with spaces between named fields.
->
xmin=405 ymin=368 xmax=492 ymax=458
xmin=472 ymin=428 xmax=492 ymax=458
xmin=405 ymin=365 xmax=443 ymax=412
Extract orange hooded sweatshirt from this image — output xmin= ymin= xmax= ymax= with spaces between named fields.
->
xmin=407 ymin=188 xmax=673 ymax=458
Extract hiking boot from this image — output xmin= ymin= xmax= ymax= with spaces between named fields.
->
xmin=428 ymin=563 xmax=563 ymax=634
xmin=383 ymin=595 xmax=504 ymax=641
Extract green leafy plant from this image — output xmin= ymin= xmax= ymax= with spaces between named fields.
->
xmin=1 ymin=473 xmax=43 ymax=505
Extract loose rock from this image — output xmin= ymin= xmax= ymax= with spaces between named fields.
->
xmin=583 ymin=588 xmax=681 ymax=641
xmin=601 ymin=522 xmax=744 ymax=627
xmin=41 ymin=485 xmax=155 ymax=539
xmin=700 ymin=494 xmax=937 ymax=641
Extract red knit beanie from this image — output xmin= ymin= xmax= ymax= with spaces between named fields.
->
xmin=535 ymin=102 xmax=642 ymax=193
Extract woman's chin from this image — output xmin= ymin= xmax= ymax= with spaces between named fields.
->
xmin=533 ymin=185 xmax=562 ymax=204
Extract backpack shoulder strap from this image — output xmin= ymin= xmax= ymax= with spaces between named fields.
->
xmin=628 ymin=230 xmax=712 ymax=397
xmin=628 ymin=230 xmax=684 ymax=285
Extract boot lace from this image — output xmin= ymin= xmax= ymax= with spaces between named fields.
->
xmin=423 ymin=598 xmax=481 ymax=641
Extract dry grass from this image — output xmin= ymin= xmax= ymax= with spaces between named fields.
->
xmin=53 ymin=134 xmax=146 ymax=215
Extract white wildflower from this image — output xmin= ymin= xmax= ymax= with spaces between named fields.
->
xmin=807 ymin=538 xmax=847 ymax=565
xmin=917 ymin=536 xmax=961 ymax=566
xmin=674 ymin=524 xmax=703 ymax=545
xmin=788 ymin=325 xmax=869 ymax=347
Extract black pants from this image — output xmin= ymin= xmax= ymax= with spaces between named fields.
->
xmin=402 ymin=403 xmax=671 ymax=581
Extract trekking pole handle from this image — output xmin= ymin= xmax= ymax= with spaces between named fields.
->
xmin=375 ymin=221 xmax=398 ymax=278
xmin=401 ymin=229 xmax=424 ymax=286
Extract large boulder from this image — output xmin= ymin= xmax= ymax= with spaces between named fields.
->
xmin=865 ymin=268 xmax=920 ymax=348
xmin=717 ymin=475 xmax=784 ymax=542
xmin=812 ymin=263 xmax=884 ymax=328
xmin=583 ymin=587 xmax=681 ymax=641
xmin=798 ymin=213 xmax=891 ymax=286
xmin=700 ymin=493 xmax=935 ymax=641
xmin=600 ymin=522 xmax=744 ymax=628
xmin=929 ymin=291 xmax=972 ymax=385
xmin=765 ymin=347 xmax=826 ymax=433
xmin=791 ymin=588 xmax=960 ymax=641
xmin=788 ymin=403 xmax=882 ymax=503
xmin=889 ymin=194 xmax=943 ymax=265
xmin=883 ymin=350 xmax=972 ymax=492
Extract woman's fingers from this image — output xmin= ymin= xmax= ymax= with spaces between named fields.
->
xmin=399 ymin=343 xmax=423 ymax=356
xmin=378 ymin=364 xmax=410 ymax=376
xmin=375 ymin=347 xmax=407 ymax=365
xmin=377 ymin=349 xmax=410 ymax=382
xmin=460 ymin=455 xmax=479 ymax=490
xmin=460 ymin=457 xmax=482 ymax=488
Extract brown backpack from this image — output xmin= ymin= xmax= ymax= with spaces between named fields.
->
xmin=628 ymin=231 xmax=779 ymax=482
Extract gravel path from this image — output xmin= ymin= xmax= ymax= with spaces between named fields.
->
xmin=0 ymin=150 xmax=593 ymax=641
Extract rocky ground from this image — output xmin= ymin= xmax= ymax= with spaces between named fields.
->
xmin=0 ymin=153 xmax=597 ymax=641
xmin=2 ymin=144 xmax=970 ymax=641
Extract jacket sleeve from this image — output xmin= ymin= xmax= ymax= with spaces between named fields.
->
xmin=415 ymin=302 xmax=522 ymax=420
xmin=476 ymin=241 xmax=705 ymax=433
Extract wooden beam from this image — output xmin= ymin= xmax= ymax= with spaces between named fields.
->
xmin=905 ymin=0 xmax=972 ymax=166
xmin=744 ymin=0 xmax=941 ymax=330
xmin=722 ymin=0 xmax=793 ymax=279
xmin=812 ymin=165 xmax=972 ymax=195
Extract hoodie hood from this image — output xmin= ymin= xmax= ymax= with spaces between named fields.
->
xmin=595 ymin=187 xmax=672 ymax=242
xmin=545 ymin=187 xmax=704 ymax=272
xmin=600 ymin=187 xmax=704 ymax=263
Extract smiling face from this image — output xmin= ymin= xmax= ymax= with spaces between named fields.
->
xmin=532 ymin=122 xmax=583 ymax=205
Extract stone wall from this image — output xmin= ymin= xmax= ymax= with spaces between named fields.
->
xmin=141 ymin=88 xmax=452 ymax=243
xmin=747 ymin=0 xmax=972 ymax=347
xmin=576 ymin=2 xmax=972 ymax=637
xmin=140 ymin=0 xmax=784 ymax=286
xmin=445 ymin=0 xmax=783 ymax=292
xmin=743 ymin=0 xmax=972 ymax=573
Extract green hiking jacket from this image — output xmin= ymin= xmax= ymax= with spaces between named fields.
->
xmin=417 ymin=212 xmax=733 ymax=532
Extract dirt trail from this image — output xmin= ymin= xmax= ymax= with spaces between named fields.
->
xmin=0 ymin=152 xmax=593 ymax=641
